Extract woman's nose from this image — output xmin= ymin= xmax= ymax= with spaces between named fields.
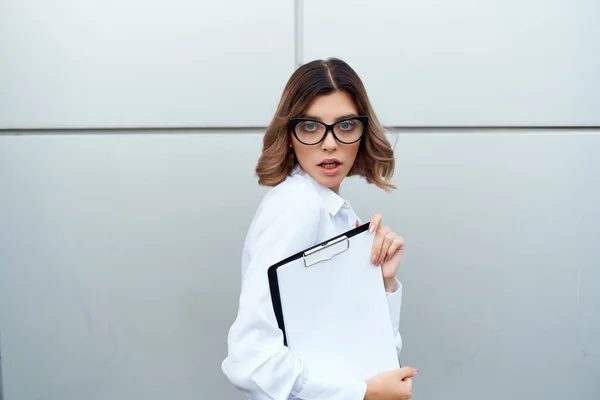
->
xmin=321 ymin=130 xmax=338 ymax=150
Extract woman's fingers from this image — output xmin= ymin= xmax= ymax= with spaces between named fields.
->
xmin=369 ymin=214 xmax=405 ymax=266
xmin=402 ymin=377 xmax=413 ymax=398
xmin=369 ymin=213 xmax=383 ymax=234
xmin=378 ymin=230 xmax=396 ymax=265
xmin=371 ymin=225 xmax=391 ymax=265
xmin=383 ymin=235 xmax=405 ymax=263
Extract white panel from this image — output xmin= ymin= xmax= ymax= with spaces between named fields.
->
xmin=0 ymin=131 xmax=599 ymax=400
xmin=0 ymin=132 xmax=267 ymax=400
xmin=0 ymin=0 xmax=294 ymax=129
xmin=304 ymin=0 xmax=600 ymax=127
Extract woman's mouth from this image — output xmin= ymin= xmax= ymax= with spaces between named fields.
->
xmin=317 ymin=159 xmax=342 ymax=175
xmin=319 ymin=162 xmax=340 ymax=169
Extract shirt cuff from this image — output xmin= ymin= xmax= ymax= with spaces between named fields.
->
xmin=385 ymin=278 xmax=401 ymax=296
xmin=292 ymin=369 xmax=367 ymax=400
xmin=385 ymin=279 xmax=402 ymax=334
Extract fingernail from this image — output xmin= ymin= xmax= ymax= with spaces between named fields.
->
xmin=371 ymin=254 xmax=377 ymax=264
xmin=369 ymin=224 xmax=375 ymax=233
xmin=414 ymin=368 xmax=420 ymax=373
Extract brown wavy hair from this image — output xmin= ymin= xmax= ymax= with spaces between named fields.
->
xmin=255 ymin=58 xmax=396 ymax=191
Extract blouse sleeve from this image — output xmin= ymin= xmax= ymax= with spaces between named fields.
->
xmin=385 ymin=279 xmax=404 ymax=356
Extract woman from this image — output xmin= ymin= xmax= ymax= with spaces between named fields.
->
xmin=222 ymin=58 xmax=418 ymax=400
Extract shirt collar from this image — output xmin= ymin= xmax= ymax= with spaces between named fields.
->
xmin=291 ymin=165 xmax=347 ymax=216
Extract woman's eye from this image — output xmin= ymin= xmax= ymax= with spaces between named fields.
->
xmin=339 ymin=121 xmax=354 ymax=131
xmin=301 ymin=123 xmax=318 ymax=132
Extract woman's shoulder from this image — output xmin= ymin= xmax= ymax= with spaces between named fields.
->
xmin=259 ymin=172 xmax=323 ymax=217
xmin=243 ymin=173 xmax=324 ymax=255
xmin=244 ymin=173 xmax=324 ymax=238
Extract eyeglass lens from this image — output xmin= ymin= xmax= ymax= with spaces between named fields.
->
xmin=294 ymin=119 xmax=364 ymax=144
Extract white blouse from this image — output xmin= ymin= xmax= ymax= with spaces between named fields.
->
xmin=222 ymin=166 xmax=403 ymax=400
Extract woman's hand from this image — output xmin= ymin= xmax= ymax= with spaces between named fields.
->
xmin=364 ymin=366 xmax=419 ymax=400
xmin=363 ymin=213 xmax=405 ymax=292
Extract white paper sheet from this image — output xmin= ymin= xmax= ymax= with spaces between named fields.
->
xmin=274 ymin=229 xmax=399 ymax=381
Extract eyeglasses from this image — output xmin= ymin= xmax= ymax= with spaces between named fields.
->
xmin=288 ymin=116 xmax=368 ymax=145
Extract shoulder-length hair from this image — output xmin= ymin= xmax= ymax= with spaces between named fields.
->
xmin=255 ymin=57 xmax=396 ymax=191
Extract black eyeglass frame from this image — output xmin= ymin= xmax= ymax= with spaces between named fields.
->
xmin=288 ymin=115 xmax=369 ymax=145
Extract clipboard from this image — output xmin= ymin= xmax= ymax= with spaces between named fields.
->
xmin=268 ymin=223 xmax=400 ymax=381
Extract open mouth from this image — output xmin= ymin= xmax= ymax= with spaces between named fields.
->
xmin=318 ymin=160 xmax=341 ymax=170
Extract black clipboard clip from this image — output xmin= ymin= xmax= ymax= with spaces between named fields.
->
xmin=302 ymin=235 xmax=350 ymax=267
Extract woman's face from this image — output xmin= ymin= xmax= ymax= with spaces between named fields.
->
xmin=291 ymin=91 xmax=362 ymax=193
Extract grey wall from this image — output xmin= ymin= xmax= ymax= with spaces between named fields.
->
xmin=1 ymin=131 xmax=598 ymax=400
xmin=3 ymin=0 xmax=599 ymax=129
xmin=1 ymin=0 xmax=599 ymax=399
xmin=304 ymin=0 xmax=600 ymax=126
xmin=0 ymin=133 xmax=268 ymax=399
xmin=0 ymin=0 xmax=294 ymax=129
